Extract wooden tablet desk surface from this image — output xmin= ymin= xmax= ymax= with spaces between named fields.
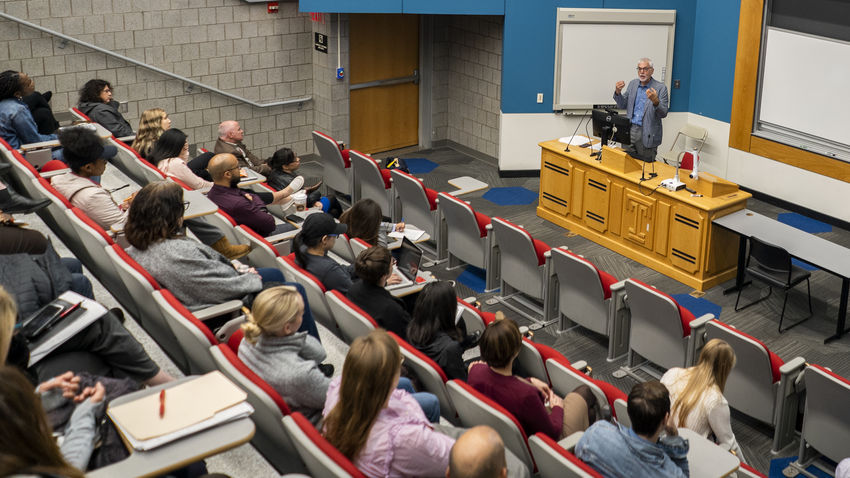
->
xmin=537 ymin=140 xmax=751 ymax=291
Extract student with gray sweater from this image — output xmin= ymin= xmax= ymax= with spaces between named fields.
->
xmin=238 ymin=285 xmax=331 ymax=425
xmin=122 ymin=182 xmax=321 ymax=339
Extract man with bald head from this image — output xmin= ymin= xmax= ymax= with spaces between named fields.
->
xmin=206 ymin=153 xmax=301 ymax=237
xmin=447 ymin=426 xmax=508 ymax=478
xmin=214 ymin=120 xmax=270 ymax=174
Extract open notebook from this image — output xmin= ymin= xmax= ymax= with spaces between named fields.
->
xmin=107 ymin=371 xmax=253 ymax=451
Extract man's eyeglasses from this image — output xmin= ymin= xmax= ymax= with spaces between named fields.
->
xmin=636 ymin=66 xmax=652 ymax=72
xmin=183 ymin=201 xmax=191 ymax=211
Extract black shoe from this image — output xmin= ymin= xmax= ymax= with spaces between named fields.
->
xmin=318 ymin=363 xmax=334 ymax=377
xmin=0 ymin=188 xmax=51 ymax=214
xmin=462 ymin=330 xmax=482 ymax=349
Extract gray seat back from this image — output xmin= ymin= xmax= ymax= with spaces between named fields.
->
xmin=324 ymin=290 xmax=376 ymax=344
xmin=624 ymin=279 xmax=688 ymax=370
xmin=312 ymin=130 xmax=351 ymax=195
xmin=281 ymin=414 xmax=361 ymax=478
xmin=438 ymin=192 xmax=486 ymax=268
xmin=800 ymin=365 xmax=850 ymax=464
xmin=528 ymin=434 xmax=599 ymax=478
xmin=210 ymin=344 xmax=307 ymax=474
xmin=390 ymin=169 xmax=436 ymax=236
xmin=110 ymin=138 xmax=158 ymax=186
xmin=350 ymin=150 xmax=392 ymax=214
xmin=392 ymin=333 xmax=459 ymax=424
xmin=545 ymin=359 xmax=613 ymax=420
xmin=515 ymin=339 xmax=550 ymax=385
xmin=152 ymin=290 xmax=218 ymax=374
xmin=492 ymin=217 xmax=545 ymax=299
xmin=330 ymin=233 xmax=355 ymax=263
xmin=705 ymin=320 xmax=778 ymax=424
xmin=446 ymin=380 xmax=535 ymax=471
xmin=551 ymin=248 xmax=609 ymax=335
xmin=278 ymin=256 xmax=341 ymax=339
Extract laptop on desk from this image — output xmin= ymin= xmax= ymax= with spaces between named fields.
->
xmin=386 ymin=237 xmax=424 ymax=291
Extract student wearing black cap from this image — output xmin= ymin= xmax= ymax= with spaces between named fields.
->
xmin=292 ymin=213 xmax=357 ymax=294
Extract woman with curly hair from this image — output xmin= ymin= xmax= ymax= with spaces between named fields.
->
xmin=0 ymin=70 xmax=57 ymax=149
xmin=131 ymin=108 xmax=171 ymax=159
xmin=77 ymin=79 xmax=133 ymax=137
xmin=124 ymin=182 xmax=319 ymax=340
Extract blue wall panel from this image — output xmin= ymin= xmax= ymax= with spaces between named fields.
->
xmin=501 ymin=0 xmax=696 ymax=114
xmin=403 ymin=0 xmax=504 ymax=15
xmin=298 ymin=0 xmax=401 ymax=13
xmin=688 ymin=0 xmax=741 ymax=122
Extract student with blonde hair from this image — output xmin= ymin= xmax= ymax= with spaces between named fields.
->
xmin=660 ymin=338 xmax=745 ymax=462
xmin=238 ymin=285 xmax=331 ymax=425
xmin=0 ymin=286 xmax=16 ymax=363
xmin=131 ymin=107 xmax=171 ymax=158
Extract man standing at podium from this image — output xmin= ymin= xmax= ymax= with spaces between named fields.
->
xmin=614 ymin=57 xmax=669 ymax=162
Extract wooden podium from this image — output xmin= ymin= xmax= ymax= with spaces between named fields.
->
xmin=537 ymin=140 xmax=750 ymax=291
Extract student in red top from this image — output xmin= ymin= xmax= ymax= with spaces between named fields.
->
xmin=467 ymin=318 xmax=599 ymax=440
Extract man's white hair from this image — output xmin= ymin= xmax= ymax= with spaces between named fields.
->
xmin=638 ymin=57 xmax=654 ymax=68
xmin=218 ymin=120 xmax=238 ymax=138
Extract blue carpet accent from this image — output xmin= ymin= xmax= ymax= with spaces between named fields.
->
xmin=777 ymin=212 xmax=832 ymax=234
xmin=769 ymin=456 xmax=832 ymax=478
xmin=403 ymin=158 xmax=439 ymax=174
xmin=483 ymin=187 xmax=538 ymax=206
xmin=671 ymin=294 xmax=722 ymax=319
xmin=456 ymin=265 xmax=495 ymax=294
xmin=792 ymin=257 xmax=819 ymax=271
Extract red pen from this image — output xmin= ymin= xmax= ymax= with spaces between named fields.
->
xmin=159 ymin=389 xmax=166 ymax=418
xmin=59 ymin=301 xmax=83 ymax=320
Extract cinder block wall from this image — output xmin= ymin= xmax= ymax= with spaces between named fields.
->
xmin=433 ymin=15 xmax=502 ymax=159
xmin=0 ymin=0 xmax=314 ymax=158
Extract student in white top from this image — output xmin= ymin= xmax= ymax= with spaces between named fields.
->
xmin=660 ymin=338 xmax=746 ymax=463
xmin=150 ymin=128 xmax=213 ymax=193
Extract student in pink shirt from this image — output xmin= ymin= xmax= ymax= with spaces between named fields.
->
xmin=150 ymin=129 xmax=213 ymax=193
xmin=322 ymin=329 xmax=530 ymax=478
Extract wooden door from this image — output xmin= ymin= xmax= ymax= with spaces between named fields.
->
xmin=349 ymin=14 xmax=419 ymax=154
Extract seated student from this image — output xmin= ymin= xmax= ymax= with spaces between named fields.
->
xmin=238 ymin=285 xmax=331 ymax=425
xmin=22 ymin=90 xmax=59 ymax=135
xmin=576 ymin=381 xmax=689 ymax=478
xmin=76 ymin=79 xmax=133 ymax=138
xmin=323 ymin=329 xmax=529 ymax=478
xmin=215 ymin=120 xmax=269 ymax=174
xmin=346 ymin=246 xmax=409 ymax=338
xmin=266 ymin=147 xmax=342 ymax=218
xmin=124 ymin=181 xmax=297 ymax=315
xmin=51 ymin=126 xmax=250 ymax=259
xmin=407 ymin=281 xmax=476 ymax=381
xmin=0 ymin=218 xmax=93 ymax=315
xmin=661 ymin=338 xmax=746 ymax=463
xmin=468 ymin=318 xmax=599 ymax=440
xmin=339 ymin=198 xmax=404 ymax=248
xmin=131 ymin=107 xmax=171 ymax=159
xmin=0 ymin=70 xmax=58 ymax=149
xmin=150 ymin=128 xmax=213 ymax=193
xmin=0 ymin=365 xmax=104 ymax=477
xmin=0 ymin=291 xmax=172 ymax=475
xmin=293 ymin=213 xmax=357 ymax=294
xmin=206 ymin=153 xmax=299 ymax=237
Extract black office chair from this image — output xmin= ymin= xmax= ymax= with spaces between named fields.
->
xmin=735 ymin=236 xmax=812 ymax=332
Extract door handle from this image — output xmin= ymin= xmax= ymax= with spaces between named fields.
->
xmin=350 ymin=70 xmax=420 ymax=91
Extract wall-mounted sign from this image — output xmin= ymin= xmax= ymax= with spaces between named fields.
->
xmin=314 ymin=32 xmax=328 ymax=53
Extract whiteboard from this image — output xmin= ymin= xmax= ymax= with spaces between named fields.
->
xmin=553 ymin=9 xmax=676 ymax=111
xmin=759 ymin=27 xmax=850 ymax=147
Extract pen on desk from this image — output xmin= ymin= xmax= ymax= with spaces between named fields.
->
xmin=59 ymin=301 xmax=83 ymax=320
xmin=108 ymin=184 xmax=130 ymax=193
xmin=159 ymin=389 xmax=166 ymax=418
xmin=387 ymin=158 xmax=399 ymax=169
